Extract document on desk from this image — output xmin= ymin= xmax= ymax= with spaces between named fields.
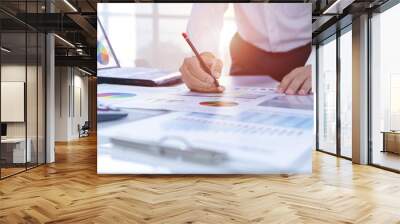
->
xmin=98 ymin=84 xmax=293 ymax=115
xmin=106 ymin=109 xmax=313 ymax=174
xmin=98 ymin=76 xmax=314 ymax=174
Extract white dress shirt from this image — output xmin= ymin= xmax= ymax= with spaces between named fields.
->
xmin=187 ymin=3 xmax=312 ymax=55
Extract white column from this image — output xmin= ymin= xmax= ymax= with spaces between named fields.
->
xmin=352 ymin=14 xmax=369 ymax=164
xmin=45 ymin=0 xmax=55 ymax=163
xmin=46 ymin=33 xmax=55 ymax=163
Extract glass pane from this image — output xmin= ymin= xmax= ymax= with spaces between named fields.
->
xmin=26 ymin=0 xmax=39 ymax=169
xmin=134 ymin=3 xmax=152 ymax=14
xmin=134 ymin=18 xmax=153 ymax=67
xmin=158 ymin=3 xmax=193 ymax=16
xmin=371 ymin=4 xmax=400 ymax=171
xmin=27 ymin=31 xmax=38 ymax=169
xmin=158 ymin=18 xmax=189 ymax=70
xmin=1 ymin=31 xmax=27 ymax=177
xmin=318 ymin=37 xmax=337 ymax=154
xmin=340 ymin=30 xmax=352 ymax=158
xmin=38 ymin=33 xmax=45 ymax=165
xmin=98 ymin=3 xmax=136 ymax=67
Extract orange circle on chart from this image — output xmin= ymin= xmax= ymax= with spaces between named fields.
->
xmin=199 ymin=101 xmax=238 ymax=107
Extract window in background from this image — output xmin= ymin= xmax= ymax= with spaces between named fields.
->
xmin=98 ymin=3 xmax=237 ymax=74
xmin=317 ymin=37 xmax=337 ymax=154
xmin=371 ymin=3 xmax=400 ymax=171
xmin=339 ymin=28 xmax=352 ymax=158
xmin=146 ymin=3 xmax=236 ymax=73
xmin=310 ymin=46 xmax=317 ymax=150
xmin=97 ymin=3 xmax=137 ymax=67
xmin=390 ymin=75 xmax=400 ymax=130
xmin=158 ymin=3 xmax=193 ymax=16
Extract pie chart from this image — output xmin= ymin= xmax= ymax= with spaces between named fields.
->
xmin=199 ymin=101 xmax=238 ymax=107
xmin=97 ymin=41 xmax=109 ymax=65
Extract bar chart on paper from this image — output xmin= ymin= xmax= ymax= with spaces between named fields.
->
xmin=161 ymin=111 xmax=313 ymax=137
xmin=258 ymin=95 xmax=313 ymax=110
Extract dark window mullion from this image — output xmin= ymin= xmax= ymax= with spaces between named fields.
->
xmin=316 ymin=44 xmax=320 ymax=151
xmin=25 ymin=0 xmax=28 ymax=171
xmin=36 ymin=0 xmax=39 ymax=168
xmin=336 ymin=27 xmax=341 ymax=157
xmin=367 ymin=11 xmax=373 ymax=165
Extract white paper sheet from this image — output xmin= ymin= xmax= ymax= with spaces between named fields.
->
xmin=101 ymin=110 xmax=313 ymax=174
xmin=97 ymin=76 xmax=314 ymax=174
xmin=98 ymin=84 xmax=284 ymax=115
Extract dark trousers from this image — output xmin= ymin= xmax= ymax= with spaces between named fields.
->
xmin=229 ymin=33 xmax=311 ymax=82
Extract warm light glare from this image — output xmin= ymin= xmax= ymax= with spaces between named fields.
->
xmin=323 ymin=0 xmax=341 ymax=14
xmin=78 ymin=67 xmax=93 ymax=76
xmin=54 ymin=34 xmax=75 ymax=48
xmin=1 ymin=47 xmax=11 ymax=53
xmin=63 ymin=0 xmax=78 ymax=12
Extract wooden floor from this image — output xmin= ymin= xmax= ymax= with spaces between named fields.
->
xmin=373 ymin=150 xmax=400 ymax=171
xmin=1 ymin=167 xmax=26 ymax=178
xmin=1 ymin=135 xmax=400 ymax=224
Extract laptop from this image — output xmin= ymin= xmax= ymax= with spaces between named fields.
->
xmin=97 ymin=18 xmax=181 ymax=86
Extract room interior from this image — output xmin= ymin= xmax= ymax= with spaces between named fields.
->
xmin=0 ymin=0 xmax=400 ymax=222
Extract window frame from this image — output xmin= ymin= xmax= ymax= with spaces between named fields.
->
xmin=315 ymin=21 xmax=353 ymax=160
xmin=367 ymin=0 xmax=400 ymax=173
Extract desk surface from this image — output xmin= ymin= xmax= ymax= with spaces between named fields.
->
xmin=1 ymin=138 xmax=27 ymax=143
xmin=381 ymin=131 xmax=400 ymax=134
xmin=98 ymin=76 xmax=313 ymax=174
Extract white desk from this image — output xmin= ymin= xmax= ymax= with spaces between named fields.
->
xmin=1 ymin=138 xmax=32 ymax=163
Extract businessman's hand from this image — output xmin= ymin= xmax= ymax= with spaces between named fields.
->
xmin=277 ymin=64 xmax=312 ymax=95
xmin=179 ymin=52 xmax=225 ymax=92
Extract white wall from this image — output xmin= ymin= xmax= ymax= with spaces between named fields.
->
xmin=54 ymin=67 xmax=89 ymax=141
xmin=1 ymin=64 xmax=46 ymax=164
xmin=55 ymin=66 xmax=69 ymax=141
xmin=1 ymin=65 xmax=26 ymax=140
xmin=1 ymin=65 xmax=38 ymax=138
xmin=72 ymin=73 xmax=89 ymax=138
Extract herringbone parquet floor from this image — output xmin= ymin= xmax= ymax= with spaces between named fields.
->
xmin=1 ymin=135 xmax=400 ymax=224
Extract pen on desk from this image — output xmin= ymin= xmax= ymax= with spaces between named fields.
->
xmin=181 ymin=32 xmax=220 ymax=87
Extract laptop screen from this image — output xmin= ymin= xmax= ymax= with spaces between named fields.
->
xmin=97 ymin=19 xmax=119 ymax=70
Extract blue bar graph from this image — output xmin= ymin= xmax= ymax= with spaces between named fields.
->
xmin=161 ymin=111 xmax=313 ymax=136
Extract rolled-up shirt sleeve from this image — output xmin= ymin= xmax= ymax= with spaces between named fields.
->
xmin=186 ymin=3 xmax=228 ymax=57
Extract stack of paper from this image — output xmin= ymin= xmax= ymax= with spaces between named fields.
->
xmin=98 ymin=76 xmax=314 ymax=173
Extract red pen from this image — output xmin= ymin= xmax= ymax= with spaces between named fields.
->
xmin=182 ymin=32 xmax=220 ymax=87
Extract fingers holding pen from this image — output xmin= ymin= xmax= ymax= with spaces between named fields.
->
xmin=200 ymin=52 xmax=223 ymax=78
xmin=180 ymin=61 xmax=224 ymax=93
xmin=185 ymin=57 xmax=216 ymax=84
